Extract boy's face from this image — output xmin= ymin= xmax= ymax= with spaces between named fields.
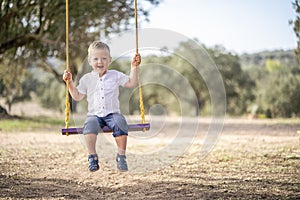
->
xmin=88 ymin=48 xmax=111 ymax=76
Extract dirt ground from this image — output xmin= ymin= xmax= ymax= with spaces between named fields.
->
xmin=0 ymin=117 xmax=299 ymax=199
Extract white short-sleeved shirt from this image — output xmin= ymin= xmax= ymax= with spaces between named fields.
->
xmin=77 ymin=70 xmax=129 ymax=117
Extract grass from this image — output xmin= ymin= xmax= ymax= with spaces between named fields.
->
xmin=272 ymin=118 xmax=300 ymax=124
xmin=1 ymin=114 xmax=300 ymax=133
xmin=0 ymin=116 xmax=67 ymax=132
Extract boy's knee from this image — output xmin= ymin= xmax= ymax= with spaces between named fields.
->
xmin=113 ymin=132 xmax=128 ymax=137
xmin=83 ymin=116 xmax=100 ymax=135
xmin=110 ymin=113 xmax=128 ymax=137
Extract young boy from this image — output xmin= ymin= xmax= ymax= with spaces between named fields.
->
xmin=63 ymin=41 xmax=141 ymax=172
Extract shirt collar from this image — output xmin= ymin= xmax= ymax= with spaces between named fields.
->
xmin=91 ymin=70 xmax=109 ymax=78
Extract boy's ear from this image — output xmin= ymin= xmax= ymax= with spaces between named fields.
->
xmin=87 ymin=56 xmax=92 ymax=66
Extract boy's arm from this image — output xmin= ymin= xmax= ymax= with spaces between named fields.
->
xmin=63 ymin=70 xmax=85 ymax=101
xmin=124 ymin=54 xmax=141 ymax=88
xmin=67 ymin=80 xmax=85 ymax=101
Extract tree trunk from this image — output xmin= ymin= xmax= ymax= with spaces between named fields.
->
xmin=0 ymin=105 xmax=8 ymax=117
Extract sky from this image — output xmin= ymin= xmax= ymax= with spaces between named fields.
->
xmin=142 ymin=0 xmax=298 ymax=54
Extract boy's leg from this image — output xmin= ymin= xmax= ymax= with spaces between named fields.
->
xmin=85 ymin=133 xmax=97 ymax=155
xmin=83 ymin=116 xmax=102 ymax=172
xmin=115 ymin=135 xmax=127 ymax=155
xmin=85 ymin=133 xmax=99 ymax=172
xmin=104 ymin=113 xmax=129 ymax=171
xmin=83 ymin=116 xmax=102 ymax=154
xmin=115 ymin=135 xmax=128 ymax=171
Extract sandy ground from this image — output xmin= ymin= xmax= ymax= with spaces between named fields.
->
xmin=0 ymin=117 xmax=299 ymax=199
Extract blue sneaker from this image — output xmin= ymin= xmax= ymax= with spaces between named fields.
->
xmin=88 ymin=154 xmax=99 ymax=172
xmin=116 ymin=154 xmax=128 ymax=171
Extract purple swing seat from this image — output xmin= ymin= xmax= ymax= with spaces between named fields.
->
xmin=62 ymin=123 xmax=150 ymax=135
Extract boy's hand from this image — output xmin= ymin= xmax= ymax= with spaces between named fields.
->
xmin=131 ymin=53 xmax=141 ymax=67
xmin=63 ymin=70 xmax=73 ymax=82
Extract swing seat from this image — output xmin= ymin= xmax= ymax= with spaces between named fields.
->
xmin=62 ymin=123 xmax=150 ymax=135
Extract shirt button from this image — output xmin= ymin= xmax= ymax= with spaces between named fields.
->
xmin=100 ymin=79 xmax=102 ymax=81
xmin=101 ymin=88 xmax=103 ymax=90
xmin=102 ymin=97 xmax=104 ymax=99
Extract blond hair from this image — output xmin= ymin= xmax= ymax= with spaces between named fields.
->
xmin=88 ymin=41 xmax=110 ymax=56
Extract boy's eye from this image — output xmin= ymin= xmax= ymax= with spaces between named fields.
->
xmin=92 ymin=57 xmax=108 ymax=62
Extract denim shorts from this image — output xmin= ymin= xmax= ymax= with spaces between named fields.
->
xmin=82 ymin=113 xmax=128 ymax=137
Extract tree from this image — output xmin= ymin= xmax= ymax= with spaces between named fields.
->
xmin=1 ymin=0 xmax=159 ymax=60
xmin=249 ymin=56 xmax=300 ymax=118
xmin=0 ymin=0 xmax=159 ymax=114
xmin=265 ymin=59 xmax=283 ymax=73
xmin=137 ymin=40 xmax=254 ymax=116
xmin=292 ymin=0 xmax=300 ymax=61
xmin=170 ymin=41 xmax=211 ymax=116
xmin=0 ymin=57 xmax=36 ymax=114
xmin=1 ymin=0 xmax=159 ymax=76
xmin=260 ymin=72 xmax=300 ymax=117
xmin=207 ymin=46 xmax=255 ymax=115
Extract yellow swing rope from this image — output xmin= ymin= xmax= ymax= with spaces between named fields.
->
xmin=65 ymin=0 xmax=70 ymax=136
xmin=134 ymin=0 xmax=146 ymax=125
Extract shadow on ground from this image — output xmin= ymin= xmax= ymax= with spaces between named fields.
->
xmin=1 ymin=173 xmax=299 ymax=199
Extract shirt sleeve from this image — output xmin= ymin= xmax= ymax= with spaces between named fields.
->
xmin=116 ymin=71 xmax=130 ymax=87
xmin=76 ymin=76 xmax=87 ymax=95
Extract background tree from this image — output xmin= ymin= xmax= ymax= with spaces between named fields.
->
xmin=170 ymin=40 xmax=212 ymax=116
xmin=119 ymin=41 xmax=255 ymax=117
xmin=247 ymin=51 xmax=300 ymax=118
xmin=207 ymin=46 xmax=255 ymax=116
xmin=0 ymin=0 xmax=159 ymax=114
xmin=292 ymin=0 xmax=300 ymax=61
xmin=259 ymin=72 xmax=300 ymax=117
xmin=0 ymin=57 xmax=37 ymax=113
